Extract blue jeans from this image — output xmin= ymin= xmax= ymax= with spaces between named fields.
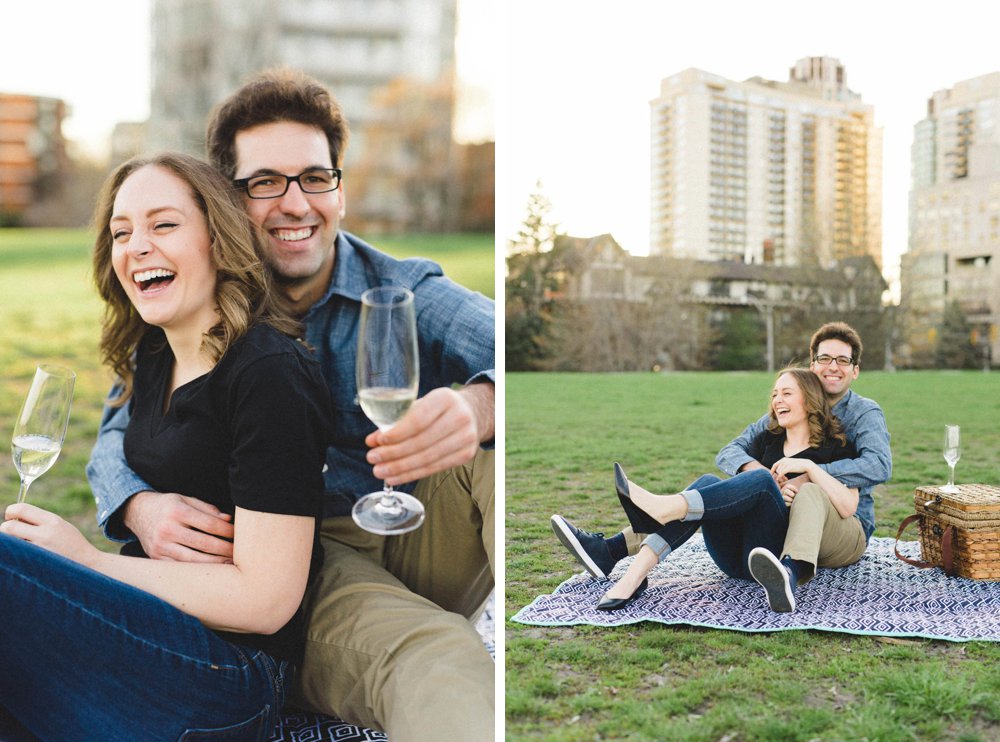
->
xmin=641 ymin=469 xmax=789 ymax=579
xmin=0 ymin=534 xmax=287 ymax=741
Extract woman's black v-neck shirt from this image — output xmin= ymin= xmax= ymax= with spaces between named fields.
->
xmin=123 ymin=324 xmax=332 ymax=664
xmin=749 ymin=428 xmax=857 ymax=470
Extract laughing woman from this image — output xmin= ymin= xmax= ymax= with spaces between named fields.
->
xmin=600 ymin=367 xmax=865 ymax=614
xmin=0 ymin=153 xmax=331 ymax=740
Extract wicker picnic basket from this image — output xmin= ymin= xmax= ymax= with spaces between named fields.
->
xmin=895 ymin=484 xmax=1000 ymax=580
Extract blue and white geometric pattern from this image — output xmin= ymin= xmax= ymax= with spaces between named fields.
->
xmin=511 ymin=536 xmax=1000 ymax=642
xmin=269 ymin=712 xmax=389 ymax=741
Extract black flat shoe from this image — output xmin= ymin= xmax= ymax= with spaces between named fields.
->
xmin=614 ymin=462 xmax=662 ymax=535
xmin=596 ymin=577 xmax=649 ymax=611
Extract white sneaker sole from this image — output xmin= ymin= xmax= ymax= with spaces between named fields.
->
xmin=748 ymin=547 xmax=796 ymax=612
xmin=550 ymin=514 xmax=608 ymax=579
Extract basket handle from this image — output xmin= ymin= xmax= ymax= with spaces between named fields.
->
xmin=894 ymin=513 xmax=956 ymax=576
xmin=940 ymin=523 xmax=955 ymax=576
xmin=894 ymin=514 xmax=934 ymax=568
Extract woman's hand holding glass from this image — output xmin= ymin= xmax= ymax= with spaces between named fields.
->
xmin=1 ymin=503 xmax=96 ymax=565
xmin=10 ymin=364 xmax=75 ymax=504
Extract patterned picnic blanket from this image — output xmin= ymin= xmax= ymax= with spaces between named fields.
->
xmin=511 ymin=536 xmax=1000 ymax=642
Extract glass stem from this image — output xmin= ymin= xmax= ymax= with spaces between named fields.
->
xmin=16 ymin=479 xmax=30 ymax=504
xmin=380 ymin=481 xmax=398 ymax=509
xmin=948 ymin=465 xmax=956 ymax=489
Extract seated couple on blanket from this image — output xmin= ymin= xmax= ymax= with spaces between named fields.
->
xmin=551 ymin=322 xmax=892 ymax=613
xmin=1 ymin=69 xmax=494 ymax=742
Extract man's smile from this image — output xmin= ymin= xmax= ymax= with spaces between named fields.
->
xmin=271 ymin=226 xmax=316 ymax=242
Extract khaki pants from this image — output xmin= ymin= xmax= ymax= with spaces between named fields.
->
xmin=782 ymin=482 xmax=867 ymax=583
xmin=623 ymin=526 xmax=644 ymax=555
xmin=293 ymin=448 xmax=495 ymax=741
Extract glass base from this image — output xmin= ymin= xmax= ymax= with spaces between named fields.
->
xmin=940 ymin=484 xmax=960 ymax=494
xmin=352 ymin=489 xmax=425 ymax=535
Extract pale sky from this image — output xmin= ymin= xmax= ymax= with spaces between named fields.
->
xmin=0 ymin=1 xmax=152 ymax=156
xmin=499 ymin=0 xmax=1000 ymax=293
xmin=0 ymin=0 xmax=494 ymax=157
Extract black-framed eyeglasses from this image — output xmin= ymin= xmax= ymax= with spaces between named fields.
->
xmin=233 ymin=168 xmax=342 ymax=199
xmin=813 ymin=354 xmax=855 ymax=367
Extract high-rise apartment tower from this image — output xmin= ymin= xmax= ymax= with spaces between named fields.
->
xmin=649 ymin=57 xmax=882 ymax=269
xmin=903 ymin=71 xmax=1000 ymax=366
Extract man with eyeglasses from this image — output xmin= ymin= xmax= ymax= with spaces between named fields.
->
xmin=551 ymin=321 xmax=891 ymax=605
xmin=87 ymin=69 xmax=494 ymax=739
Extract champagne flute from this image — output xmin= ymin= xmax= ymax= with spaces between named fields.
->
xmin=941 ymin=424 xmax=961 ymax=494
xmin=11 ymin=364 xmax=76 ymax=503
xmin=353 ymin=287 xmax=424 ymax=535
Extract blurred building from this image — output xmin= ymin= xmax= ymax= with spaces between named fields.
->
xmin=901 ymin=71 xmax=1000 ymax=368
xmin=0 ymin=93 xmax=69 ymax=224
xmin=110 ymin=121 xmax=148 ymax=165
xmin=649 ymin=57 xmax=882 ymax=270
xmin=542 ymin=233 xmax=886 ymax=371
xmin=146 ymin=0 xmax=461 ymax=232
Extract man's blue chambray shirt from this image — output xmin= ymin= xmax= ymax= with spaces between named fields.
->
xmin=88 ymin=231 xmax=495 ymax=537
xmin=714 ymin=389 xmax=891 ymax=540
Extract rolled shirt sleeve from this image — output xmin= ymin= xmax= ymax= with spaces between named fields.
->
xmin=86 ymin=392 xmax=151 ymax=542
xmin=715 ymin=414 xmax=769 ymax=476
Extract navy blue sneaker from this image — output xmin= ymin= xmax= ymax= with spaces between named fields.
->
xmin=748 ymin=547 xmax=796 ymax=612
xmin=550 ymin=514 xmax=617 ymax=579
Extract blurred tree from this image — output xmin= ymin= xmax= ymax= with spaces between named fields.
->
xmin=934 ymin=301 xmax=978 ymax=369
xmin=23 ymin=157 xmax=106 ymax=227
xmin=350 ymin=74 xmax=458 ymax=233
xmin=708 ymin=310 xmax=767 ymax=370
xmin=506 ymin=184 xmax=562 ymax=370
xmin=455 ymin=141 xmax=494 ymax=232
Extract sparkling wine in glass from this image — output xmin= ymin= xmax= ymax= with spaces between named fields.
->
xmin=941 ymin=424 xmax=961 ymax=494
xmin=11 ymin=364 xmax=75 ymax=503
xmin=353 ymin=287 xmax=424 ymax=535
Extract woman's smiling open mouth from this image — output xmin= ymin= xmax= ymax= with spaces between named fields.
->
xmin=133 ymin=268 xmax=176 ymax=292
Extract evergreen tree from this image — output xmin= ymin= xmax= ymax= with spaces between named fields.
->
xmin=934 ymin=301 xmax=978 ymax=369
xmin=505 ymin=183 xmax=563 ymax=370
xmin=708 ymin=311 xmax=767 ymax=370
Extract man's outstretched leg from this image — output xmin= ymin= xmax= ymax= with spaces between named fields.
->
xmin=551 ymin=472 xmax=727 ymax=577
xmin=550 ymin=515 xmax=642 ymax=578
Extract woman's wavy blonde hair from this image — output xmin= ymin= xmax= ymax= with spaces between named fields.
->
xmin=765 ymin=367 xmax=846 ymax=448
xmin=92 ymin=152 xmax=301 ymax=405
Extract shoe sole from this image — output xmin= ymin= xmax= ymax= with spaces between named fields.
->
xmin=550 ymin=515 xmax=608 ymax=579
xmin=748 ymin=548 xmax=796 ymax=612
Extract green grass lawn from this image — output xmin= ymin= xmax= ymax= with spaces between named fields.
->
xmin=0 ymin=227 xmax=493 ymax=548
xmin=373 ymin=232 xmax=495 ymax=300
xmin=506 ymin=371 xmax=1000 ymax=741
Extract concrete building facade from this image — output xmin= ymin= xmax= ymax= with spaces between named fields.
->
xmin=649 ymin=57 xmax=882 ymax=271
xmin=148 ymin=0 xmax=457 ymax=157
xmin=902 ymin=72 xmax=1000 ymax=367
